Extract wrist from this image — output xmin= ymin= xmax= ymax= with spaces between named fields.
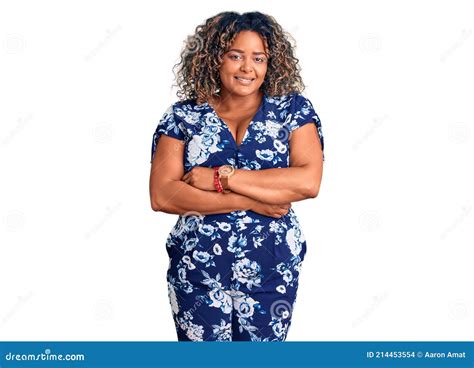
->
xmin=217 ymin=165 xmax=236 ymax=194
xmin=213 ymin=166 xmax=224 ymax=193
xmin=226 ymin=168 xmax=238 ymax=191
xmin=241 ymin=195 xmax=255 ymax=211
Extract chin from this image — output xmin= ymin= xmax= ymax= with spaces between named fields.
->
xmin=225 ymin=81 xmax=263 ymax=95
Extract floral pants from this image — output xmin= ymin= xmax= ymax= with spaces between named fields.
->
xmin=165 ymin=210 xmax=306 ymax=341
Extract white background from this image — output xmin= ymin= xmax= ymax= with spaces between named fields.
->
xmin=1 ymin=0 xmax=473 ymax=341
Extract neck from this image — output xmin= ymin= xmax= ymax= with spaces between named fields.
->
xmin=213 ymin=89 xmax=263 ymax=112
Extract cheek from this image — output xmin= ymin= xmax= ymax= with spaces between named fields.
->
xmin=219 ymin=62 xmax=239 ymax=76
xmin=257 ymin=66 xmax=267 ymax=79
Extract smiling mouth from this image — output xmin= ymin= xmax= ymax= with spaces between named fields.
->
xmin=235 ymin=76 xmax=256 ymax=82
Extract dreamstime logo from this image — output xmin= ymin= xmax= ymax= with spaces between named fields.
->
xmin=359 ymin=33 xmax=382 ymax=53
xmin=92 ymin=122 xmax=115 ymax=143
xmin=84 ymin=202 xmax=122 ymax=239
xmin=359 ymin=211 xmax=382 ymax=232
xmin=448 ymin=300 xmax=470 ymax=320
xmin=171 ymin=139 xmax=185 ymax=152
xmin=2 ymin=113 xmax=33 ymax=146
xmin=184 ymin=34 xmax=205 ymax=56
xmin=94 ymin=299 xmax=114 ymax=321
xmin=447 ymin=122 xmax=470 ymax=144
xmin=440 ymin=204 xmax=471 ymax=240
xmin=187 ymin=297 xmax=205 ymax=319
xmin=3 ymin=209 xmax=25 ymax=232
xmin=2 ymin=291 xmax=34 ymax=326
xmin=84 ymin=25 xmax=123 ymax=61
xmin=440 ymin=29 xmax=472 ymax=62
xmin=180 ymin=211 xmax=205 ymax=232
xmin=352 ymin=291 xmax=389 ymax=328
xmin=3 ymin=33 xmax=26 ymax=54
xmin=270 ymin=299 xmax=293 ymax=320
xmin=353 ymin=115 xmax=389 ymax=151
xmin=276 ymin=125 xmax=291 ymax=144
xmin=3 ymin=347 xmax=85 ymax=362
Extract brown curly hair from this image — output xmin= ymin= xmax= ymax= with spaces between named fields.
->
xmin=172 ymin=11 xmax=305 ymax=104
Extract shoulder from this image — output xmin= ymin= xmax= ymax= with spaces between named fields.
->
xmin=167 ymin=98 xmax=196 ymax=114
xmin=158 ymin=98 xmax=213 ymax=134
xmin=266 ymin=92 xmax=313 ymax=111
xmin=168 ymin=98 xmax=210 ymax=120
xmin=264 ymin=93 xmax=316 ymax=125
xmin=276 ymin=92 xmax=321 ymax=130
xmin=155 ymin=99 xmax=198 ymax=130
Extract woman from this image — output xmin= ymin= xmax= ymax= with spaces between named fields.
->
xmin=149 ymin=11 xmax=325 ymax=341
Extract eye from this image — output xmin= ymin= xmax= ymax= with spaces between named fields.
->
xmin=229 ymin=54 xmax=241 ymax=60
xmin=255 ymin=57 xmax=267 ymax=63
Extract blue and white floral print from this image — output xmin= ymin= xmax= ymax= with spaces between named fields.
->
xmin=151 ymin=92 xmax=325 ymax=341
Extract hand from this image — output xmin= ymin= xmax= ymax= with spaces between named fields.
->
xmin=250 ymin=200 xmax=292 ymax=218
xmin=181 ymin=166 xmax=215 ymax=191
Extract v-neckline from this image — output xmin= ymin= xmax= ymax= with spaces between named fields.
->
xmin=206 ymin=93 xmax=266 ymax=150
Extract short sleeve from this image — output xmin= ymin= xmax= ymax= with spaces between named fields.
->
xmin=150 ymin=104 xmax=186 ymax=163
xmin=288 ymin=94 xmax=325 ymax=162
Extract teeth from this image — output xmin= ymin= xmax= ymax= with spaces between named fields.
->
xmin=236 ymin=77 xmax=254 ymax=81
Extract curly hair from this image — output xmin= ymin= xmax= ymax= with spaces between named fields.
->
xmin=172 ymin=11 xmax=305 ymax=104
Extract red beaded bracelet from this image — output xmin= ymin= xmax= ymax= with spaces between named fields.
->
xmin=213 ymin=166 xmax=224 ymax=193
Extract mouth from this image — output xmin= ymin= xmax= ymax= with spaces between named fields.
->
xmin=235 ymin=76 xmax=256 ymax=85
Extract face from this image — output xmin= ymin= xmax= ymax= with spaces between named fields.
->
xmin=218 ymin=30 xmax=269 ymax=97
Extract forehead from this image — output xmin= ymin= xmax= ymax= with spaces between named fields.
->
xmin=229 ymin=31 xmax=267 ymax=51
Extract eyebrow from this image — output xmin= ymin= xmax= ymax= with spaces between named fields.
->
xmin=227 ymin=48 xmax=268 ymax=56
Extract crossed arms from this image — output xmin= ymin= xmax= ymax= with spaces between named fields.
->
xmin=149 ymin=123 xmax=323 ymax=216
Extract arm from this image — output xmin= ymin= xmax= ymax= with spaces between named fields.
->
xmin=153 ymin=181 xmax=254 ymax=215
xmin=227 ymin=123 xmax=324 ymax=205
xmin=150 ymin=136 xmax=291 ymax=217
xmin=149 ymin=135 xmax=255 ymax=214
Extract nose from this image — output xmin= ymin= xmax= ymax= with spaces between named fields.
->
xmin=240 ymin=57 xmax=252 ymax=73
